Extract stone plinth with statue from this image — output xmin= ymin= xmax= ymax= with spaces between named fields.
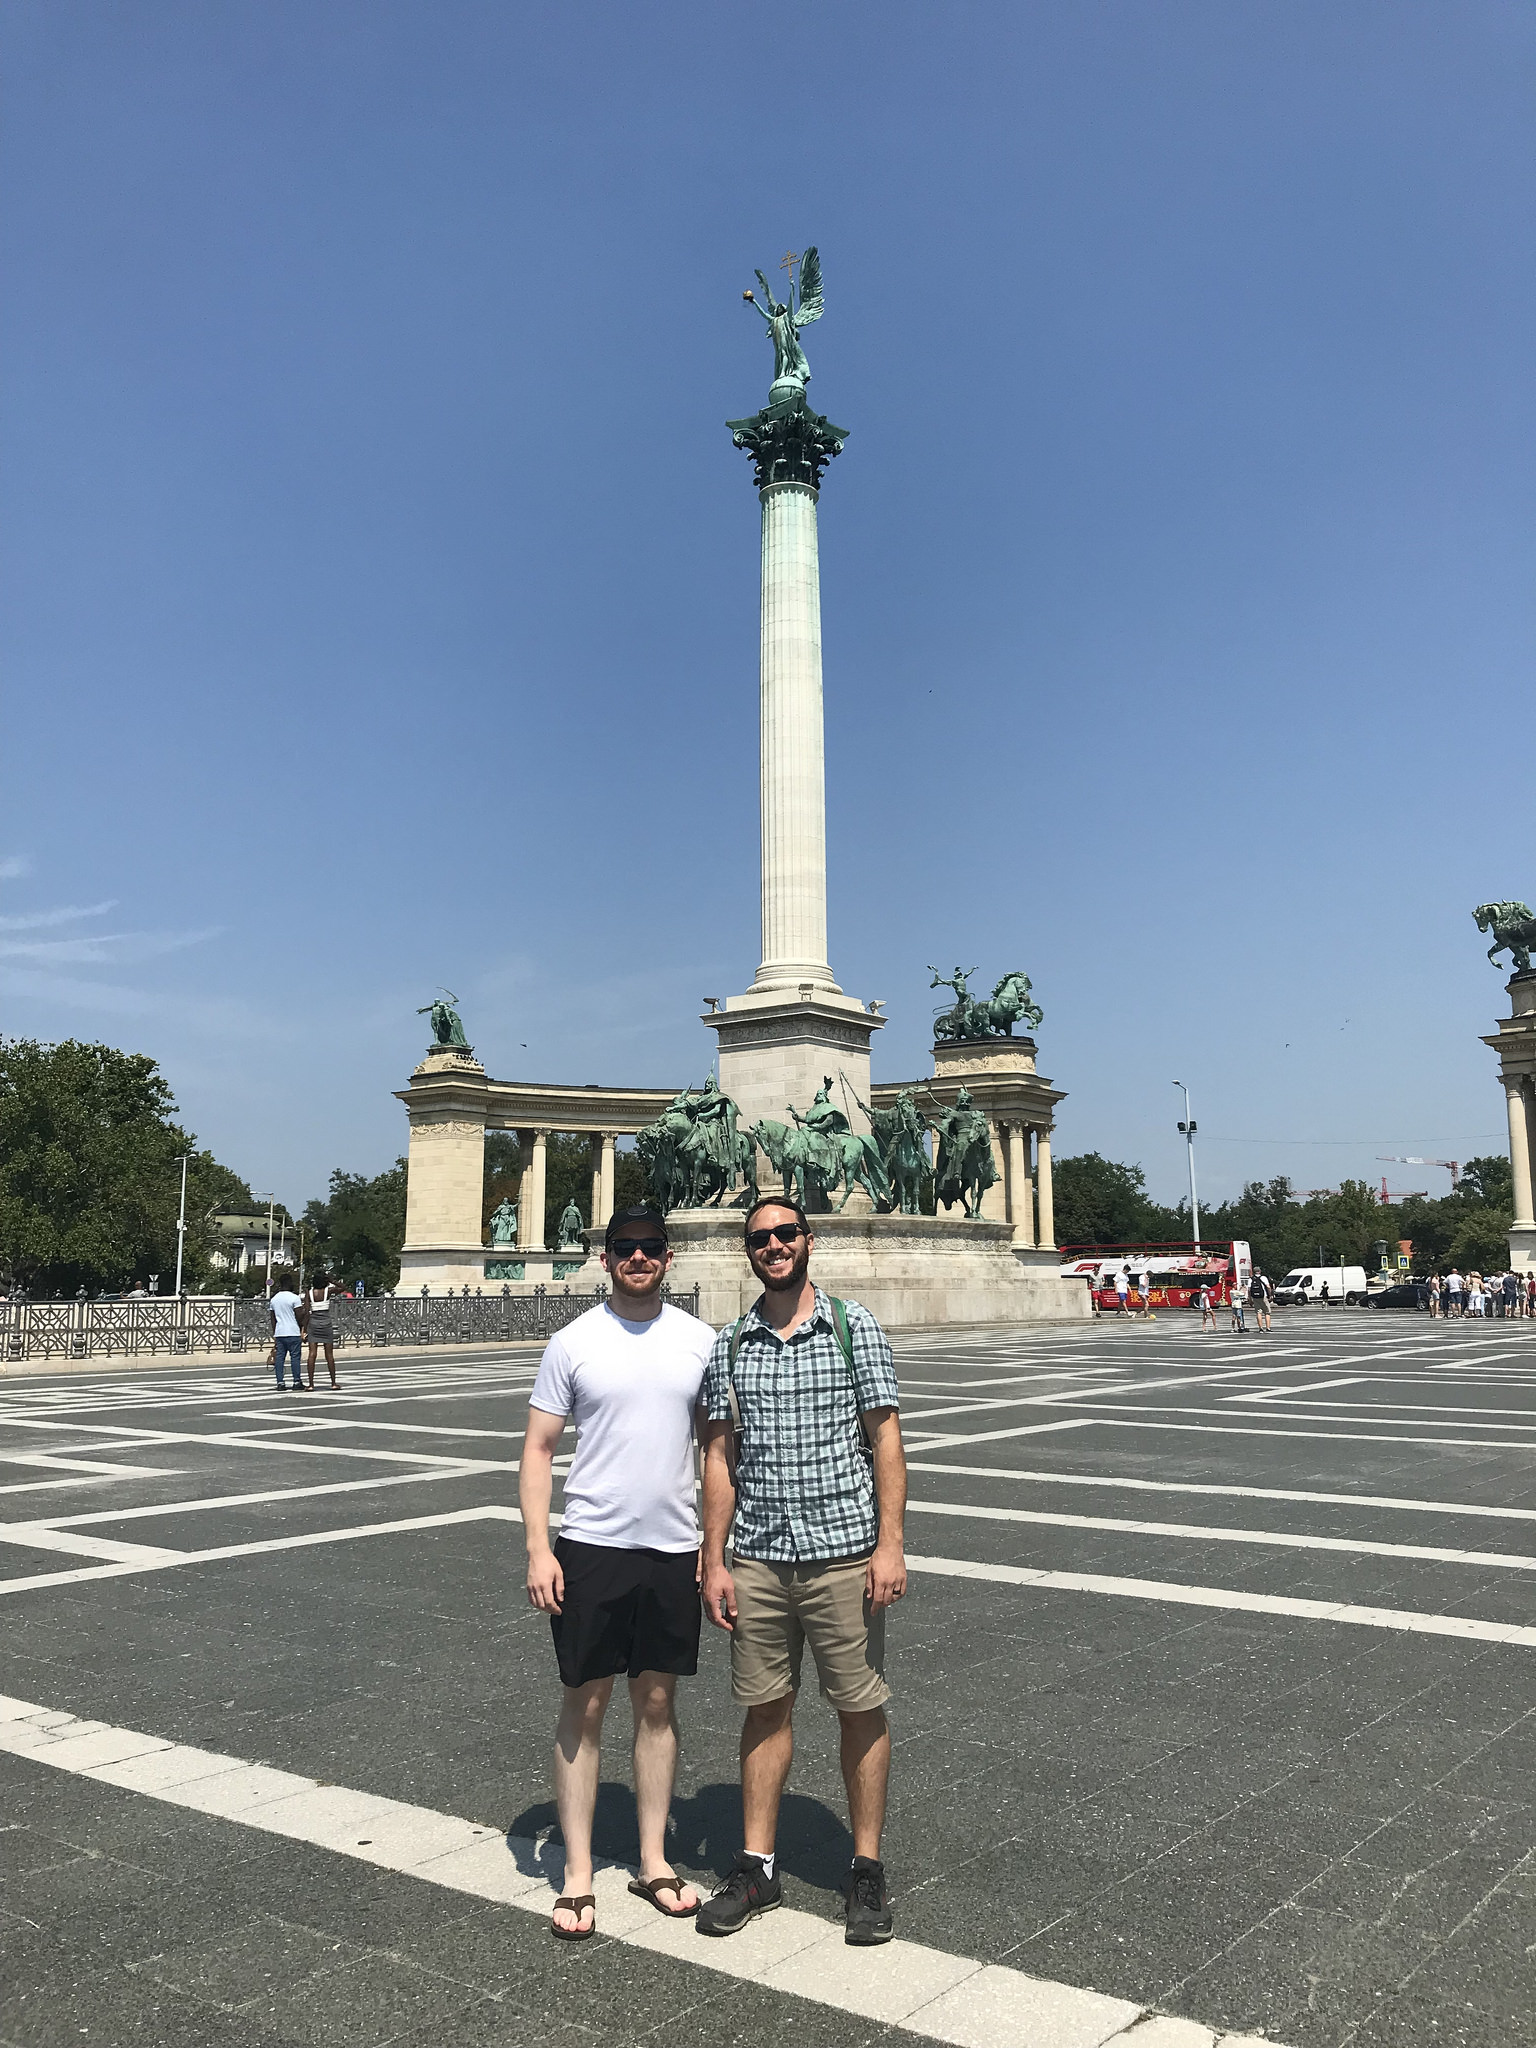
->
xmin=1477 ymin=901 xmax=1536 ymax=1272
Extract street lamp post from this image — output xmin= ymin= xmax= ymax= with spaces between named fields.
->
xmin=172 ymin=1154 xmax=190 ymax=1298
xmin=1173 ymin=1081 xmax=1201 ymax=1252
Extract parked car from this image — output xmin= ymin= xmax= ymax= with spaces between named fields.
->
xmin=1274 ymin=1265 xmax=1371 ymax=1306
xmin=1368 ymin=1281 xmax=1431 ymax=1310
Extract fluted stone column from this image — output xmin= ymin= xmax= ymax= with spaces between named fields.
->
xmin=755 ymin=482 xmax=833 ymax=992
xmin=599 ymin=1134 xmax=616 ymax=1228
xmin=1508 ymin=1081 xmax=1536 ymax=1229
xmin=1007 ymin=1122 xmax=1035 ymax=1248
xmin=1036 ymin=1128 xmax=1056 ymax=1250
xmin=979 ymin=1116 xmax=1008 ymax=1221
xmin=517 ymin=1130 xmax=547 ymax=1252
xmin=589 ymin=1135 xmax=604 ymax=1237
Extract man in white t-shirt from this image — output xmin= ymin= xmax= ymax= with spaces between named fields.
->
xmin=267 ymin=1273 xmax=305 ymax=1390
xmin=520 ymin=1204 xmax=713 ymax=1942
xmin=1445 ymin=1268 xmax=1464 ymax=1318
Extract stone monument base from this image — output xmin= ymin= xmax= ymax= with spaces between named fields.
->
xmin=396 ymin=1243 xmax=598 ymax=1294
xmin=663 ymin=1209 xmax=1088 ymax=1328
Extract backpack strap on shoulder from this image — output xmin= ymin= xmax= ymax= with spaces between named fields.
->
xmin=827 ymin=1295 xmax=855 ymax=1372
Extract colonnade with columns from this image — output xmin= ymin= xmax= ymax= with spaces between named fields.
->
xmin=508 ymin=1128 xmax=619 ymax=1253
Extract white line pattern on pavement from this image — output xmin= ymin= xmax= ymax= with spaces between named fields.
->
xmin=0 ymin=1692 xmax=1285 ymax=2048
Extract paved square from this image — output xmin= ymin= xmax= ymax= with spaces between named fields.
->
xmin=2 ymin=1309 xmax=1535 ymax=2045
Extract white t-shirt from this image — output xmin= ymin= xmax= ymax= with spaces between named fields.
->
xmin=270 ymin=1291 xmax=302 ymax=1338
xmin=530 ymin=1301 xmax=713 ymax=1552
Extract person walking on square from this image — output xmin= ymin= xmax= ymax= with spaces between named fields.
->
xmin=697 ymin=1196 xmax=907 ymax=1948
xmin=1428 ymin=1274 xmax=1441 ymax=1319
xmin=1115 ymin=1266 xmax=1131 ymax=1317
xmin=1526 ymin=1273 xmax=1535 ymax=1319
xmin=1251 ymin=1268 xmax=1272 ymax=1332
xmin=267 ymin=1272 xmax=305 ymax=1390
xmin=1229 ymin=1278 xmax=1246 ymax=1332
xmin=1446 ymin=1267 xmax=1464 ymax=1318
xmin=1198 ymin=1280 xmax=1217 ymax=1332
xmin=519 ymin=1206 xmax=714 ymax=1941
xmin=1503 ymin=1270 xmax=1519 ymax=1320
xmin=304 ymin=1271 xmax=340 ymax=1389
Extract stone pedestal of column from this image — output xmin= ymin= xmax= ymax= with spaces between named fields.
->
xmin=395 ymin=1046 xmax=488 ymax=1291
xmin=1482 ymin=971 xmax=1536 ymax=1271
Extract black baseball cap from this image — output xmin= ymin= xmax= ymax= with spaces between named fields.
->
xmin=603 ymin=1205 xmax=669 ymax=1250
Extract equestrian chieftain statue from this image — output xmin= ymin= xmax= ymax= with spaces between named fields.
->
xmin=636 ymin=1077 xmax=758 ymax=1213
xmin=929 ymin=1086 xmax=999 ymax=1219
xmin=1474 ymin=902 xmax=1536 ymax=976
xmin=929 ymin=967 xmax=1043 ymax=1043
xmin=857 ymin=1087 xmax=931 ymax=1215
xmin=754 ymin=1076 xmax=891 ymax=1214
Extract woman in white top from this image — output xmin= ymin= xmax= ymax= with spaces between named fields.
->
xmin=1467 ymin=1275 xmax=1485 ymax=1318
xmin=305 ymin=1272 xmax=340 ymax=1388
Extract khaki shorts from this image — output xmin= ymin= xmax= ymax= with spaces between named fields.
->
xmin=729 ymin=1554 xmax=889 ymax=1712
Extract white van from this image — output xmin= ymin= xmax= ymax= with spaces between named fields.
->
xmin=1274 ymin=1266 xmax=1370 ymax=1307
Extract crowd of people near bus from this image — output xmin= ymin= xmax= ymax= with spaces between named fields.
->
xmin=1425 ymin=1269 xmax=1536 ymax=1318
xmin=1091 ymin=1258 xmax=1536 ymax=1323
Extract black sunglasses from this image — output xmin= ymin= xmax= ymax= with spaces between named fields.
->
xmin=746 ymin=1224 xmax=805 ymax=1252
xmin=609 ymin=1237 xmax=667 ymax=1260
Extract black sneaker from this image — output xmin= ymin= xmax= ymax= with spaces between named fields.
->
xmin=844 ymin=1856 xmax=893 ymax=1945
xmin=695 ymin=1856 xmax=781 ymax=1936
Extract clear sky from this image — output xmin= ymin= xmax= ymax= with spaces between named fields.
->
xmin=2 ymin=1 xmax=1531 ymax=1213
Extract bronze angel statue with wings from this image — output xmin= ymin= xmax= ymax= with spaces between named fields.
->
xmin=743 ymin=247 xmax=825 ymax=394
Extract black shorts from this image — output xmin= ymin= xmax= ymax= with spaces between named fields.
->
xmin=550 ymin=1537 xmax=701 ymax=1689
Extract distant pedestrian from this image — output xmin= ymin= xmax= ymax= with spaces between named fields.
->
xmin=1504 ymin=1272 xmax=1519 ymax=1320
xmin=1446 ymin=1268 xmax=1464 ymax=1317
xmin=1198 ymin=1282 xmax=1217 ymax=1332
xmin=1526 ymin=1273 xmax=1535 ymax=1319
xmin=1251 ymin=1270 xmax=1272 ymax=1332
xmin=1139 ymin=1268 xmax=1156 ymax=1318
xmin=268 ymin=1272 xmax=306 ymax=1391
xmin=1229 ymin=1281 xmax=1246 ymax=1332
xmin=1115 ymin=1268 xmax=1131 ymax=1317
xmin=1319 ymin=1279 xmax=1331 ymax=1309
xmin=304 ymin=1272 xmax=340 ymax=1389
xmin=1468 ymin=1275 xmax=1485 ymax=1318
xmin=1428 ymin=1275 xmax=1441 ymax=1318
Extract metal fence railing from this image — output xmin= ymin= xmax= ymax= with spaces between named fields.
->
xmin=0 ymin=1284 xmax=701 ymax=1363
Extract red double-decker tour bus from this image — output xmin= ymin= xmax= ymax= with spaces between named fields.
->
xmin=1058 ymin=1241 xmax=1252 ymax=1313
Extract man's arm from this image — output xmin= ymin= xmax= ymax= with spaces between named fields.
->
xmin=698 ymin=1420 xmax=738 ymax=1631
xmin=518 ymin=1408 xmax=568 ymax=1614
xmin=862 ymin=1406 xmax=908 ymax=1608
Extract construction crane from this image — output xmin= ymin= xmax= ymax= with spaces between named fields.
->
xmin=1377 ymin=1177 xmax=1427 ymax=1205
xmin=1377 ymin=1155 xmax=1459 ymax=1189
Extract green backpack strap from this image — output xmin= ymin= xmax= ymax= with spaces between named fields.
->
xmin=726 ymin=1313 xmax=748 ymax=1371
xmin=827 ymin=1295 xmax=855 ymax=1373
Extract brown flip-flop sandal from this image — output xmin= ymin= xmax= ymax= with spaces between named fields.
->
xmin=627 ymin=1874 xmax=699 ymax=1918
xmin=550 ymin=1893 xmax=596 ymax=1940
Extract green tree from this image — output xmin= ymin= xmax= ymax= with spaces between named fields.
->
xmin=303 ymin=1160 xmax=408 ymax=1293
xmin=1053 ymin=1153 xmax=1181 ymax=1248
xmin=1457 ymin=1156 xmax=1513 ymax=1208
xmin=0 ymin=1038 xmax=254 ymax=1295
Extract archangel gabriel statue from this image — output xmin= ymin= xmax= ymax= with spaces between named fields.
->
xmin=417 ymin=989 xmax=470 ymax=1049
xmin=743 ymin=247 xmax=825 ymax=395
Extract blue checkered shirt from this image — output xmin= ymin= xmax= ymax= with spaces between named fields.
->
xmin=703 ymin=1287 xmax=900 ymax=1563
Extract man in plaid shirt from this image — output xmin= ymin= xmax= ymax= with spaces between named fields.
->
xmin=697 ymin=1195 xmax=907 ymax=1946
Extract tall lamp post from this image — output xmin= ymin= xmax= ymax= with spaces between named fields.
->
xmin=1173 ymin=1081 xmax=1201 ymax=1252
xmin=172 ymin=1154 xmax=190 ymax=1299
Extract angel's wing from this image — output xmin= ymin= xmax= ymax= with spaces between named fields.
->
xmin=794 ymin=246 xmax=824 ymax=325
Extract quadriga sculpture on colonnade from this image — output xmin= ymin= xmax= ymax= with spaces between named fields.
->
xmin=929 ymin=967 xmax=1043 ymax=1044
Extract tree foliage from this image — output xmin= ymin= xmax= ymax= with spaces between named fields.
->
xmin=0 ymin=1038 xmax=253 ymax=1294
xmin=302 ymin=1160 xmax=409 ymax=1294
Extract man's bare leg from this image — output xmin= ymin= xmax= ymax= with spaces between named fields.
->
xmin=741 ymin=1694 xmax=794 ymax=1855
xmin=838 ymin=1707 xmax=890 ymax=1860
xmin=553 ymin=1676 xmax=613 ymax=1933
xmin=629 ymin=1670 xmax=697 ymax=1910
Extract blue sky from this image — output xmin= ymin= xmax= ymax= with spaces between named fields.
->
xmin=2 ymin=1 xmax=1531 ymax=1213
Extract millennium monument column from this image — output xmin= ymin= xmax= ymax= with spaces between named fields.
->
xmin=705 ymin=248 xmax=883 ymax=1140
